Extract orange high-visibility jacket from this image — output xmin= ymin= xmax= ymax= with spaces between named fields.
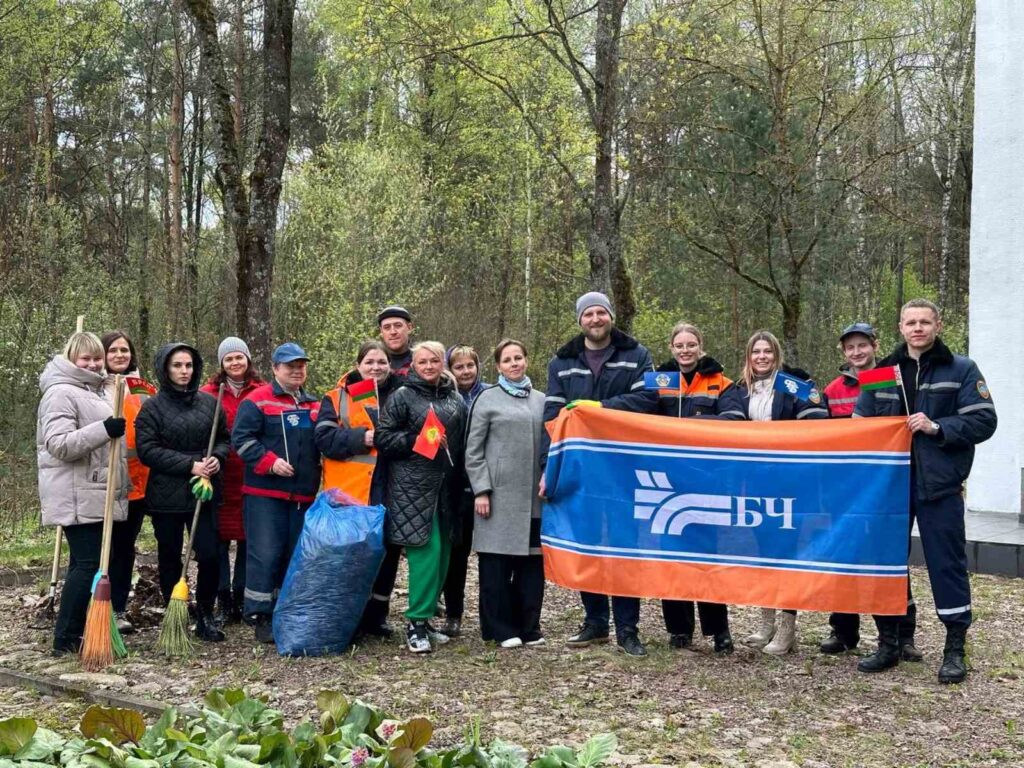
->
xmin=320 ymin=375 xmax=379 ymax=504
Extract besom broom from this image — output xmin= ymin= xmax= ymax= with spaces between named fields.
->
xmin=80 ymin=374 xmax=126 ymax=671
xmin=158 ymin=382 xmax=225 ymax=657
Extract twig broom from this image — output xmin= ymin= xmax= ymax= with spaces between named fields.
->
xmin=158 ymin=383 xmax=225 ymax=657
xmin=80 ymin=375 xmax=126 ymax=671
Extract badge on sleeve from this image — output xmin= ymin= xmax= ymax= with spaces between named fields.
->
xmin=977 ymin=380 xmax=991 ymax=399
xmin=809 ymin=388 xmax=822 ymax=405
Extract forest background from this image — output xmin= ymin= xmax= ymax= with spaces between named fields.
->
xmin=0 ymin=0 xmax=975 ymax=529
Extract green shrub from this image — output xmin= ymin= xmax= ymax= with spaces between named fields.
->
xmin=0 ymin=689 xmax=618 ymax=767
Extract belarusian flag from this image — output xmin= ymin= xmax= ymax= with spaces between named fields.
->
xmin=413 ymin=407 xmax=446 ymax=460
xmin=348 ymin=377 xmax=376 ymax=402
xmin=125 ymin=376 xmax=156 ymax=396
xmin=858 ymin=365 xmax=901 ymax=391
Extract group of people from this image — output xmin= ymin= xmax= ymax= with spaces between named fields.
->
xmin=35 ymin=293 xmax=995 ymax=685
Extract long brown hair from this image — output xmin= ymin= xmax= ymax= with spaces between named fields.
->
xmin=741 ymin=330 xmax=784 ymax=391
xmin=208 ymin=355 xmax=264 ymax=388
xmin=101 ymin=330 xmax=140 ymax=375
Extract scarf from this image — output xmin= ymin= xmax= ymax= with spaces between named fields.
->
xmin=748 ymin=375 xmax=775 ymax=422
xmin=498 ymin=374 xmax=532 ymax=398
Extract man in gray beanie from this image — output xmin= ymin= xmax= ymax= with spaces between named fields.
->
xmin=540 ymin=291 xmax=657 ymax=656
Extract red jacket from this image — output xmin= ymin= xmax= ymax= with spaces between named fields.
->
xmin=200 ymin=378 xmax=263 ymax=540
xmin=823 ymin=367 xmax=860 ymax=418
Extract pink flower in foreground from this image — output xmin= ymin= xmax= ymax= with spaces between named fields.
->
xmin=381 ymin=723 xmax=397 ymax=739
xmin=351 ymin=747 xmax=370 ymax=766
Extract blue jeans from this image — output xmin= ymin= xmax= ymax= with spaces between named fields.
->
xmin=242 ymin=496 xmax=308 ymax=618
xmin=580 ymin=592 xmax=640 ymax=640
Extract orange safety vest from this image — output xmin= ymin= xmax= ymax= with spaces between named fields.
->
xmin=123 ymin=390 xmax=151 ymax=501
xmin=321 ymin=375 xmax=379 ymax=504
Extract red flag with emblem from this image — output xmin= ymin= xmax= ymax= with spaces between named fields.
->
xmin=413 ymin=407 xmax=446 ymax=460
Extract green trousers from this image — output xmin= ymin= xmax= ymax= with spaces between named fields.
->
xmin=405 ymin=514 xmax=451 ymax=621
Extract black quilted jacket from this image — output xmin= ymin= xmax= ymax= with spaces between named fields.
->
xmin=135 ymin=343 xmax=230 ymax=515
xmin=375 ymin=371 xmax=467 ymax=547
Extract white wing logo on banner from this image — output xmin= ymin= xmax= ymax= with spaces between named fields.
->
xmin=784 ymin=379 xmax=799 ymax=394
xmin=632 ymin=469 xmax=796 ymax=534
xmin=286 ymin=413 xmax=301 ymax=427
xmin=632 ymin=470 xmax=732 ymax=534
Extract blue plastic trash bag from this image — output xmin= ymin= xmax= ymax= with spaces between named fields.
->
xmin=273 ymin=488 xmax=386 ymax=656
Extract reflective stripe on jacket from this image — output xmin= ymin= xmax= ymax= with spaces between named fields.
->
xmin=854 ymin=339 xmax=997 ymax=500
xmin=232 ymin=380 xmax=320 ymax=502
xmin=652 ymin=356 xmax=745 ymax=420
xmin=320 ymin=374 xmax=378 ymax=504
xmin=823 ymin=367 xmax=860 ymax=418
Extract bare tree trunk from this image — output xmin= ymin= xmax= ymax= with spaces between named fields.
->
xmin=185 ymin=0 xmax=296 ymax=371
xmin=169 ymin=0 xmax=186 ymax=338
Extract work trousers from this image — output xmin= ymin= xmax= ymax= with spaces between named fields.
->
xmin=151 ymin=505 xmax=219 ymax=608
xmin=874 ymin=489 xmax=971 ymax=633
xmin=218 ymin=540 xmax=247 ymax=600
xmin=243 ymin=496 xmax=308 ymax=618
xmin=109 ymin=498 xmax=147 ymax=613
xmin=478 ymin=552 xmax=544 ymax=643
xmin=360 ymin=542 xmax=401 ymax=628
xmin=581 ymin=592 xmax=640 ymax=640
xmin=53 ymin=522 xmax=102 ymax=652
xmin=405 ymin=514 xmax=451 ymax=622
xmin=662 ymin=599 xmax=729 ymax=638
xmin=442 ymin=496 xmax=474 ymax=620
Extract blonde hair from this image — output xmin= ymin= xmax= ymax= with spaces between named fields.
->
xmin=900 ymin=298 xmax=941 ymax=322
xmin=446 ymin=344 xmax=480 ymax=369
xmin=412 ymin=340 xmax=456 ymax=386
xmin=668 ymin=322 xmax=704 ymax=351
xmin=741 ymin=330 xmax=784 ymax=391
xmin=62 ymin=332 xmax=104 ymax=363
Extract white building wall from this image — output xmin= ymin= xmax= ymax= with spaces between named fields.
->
xmin=968 ymin=0 xmax=1024 ymax=517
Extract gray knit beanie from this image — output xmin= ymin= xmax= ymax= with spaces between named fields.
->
xmin=217 ymin=336 xmax=251 ymax=366
xmin=575 ymin=291 xmax=615 ymax=323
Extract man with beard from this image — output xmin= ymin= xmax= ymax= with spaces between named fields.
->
xmin=540 ymin=292 xmax=657 ymax=656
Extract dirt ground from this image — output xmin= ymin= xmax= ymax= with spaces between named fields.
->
xmin=0 ymin=561 xmax=1022 ymax=768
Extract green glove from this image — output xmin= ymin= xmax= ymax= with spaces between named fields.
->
xmin=565 ymin=399 xmax=603 ymax=410
xmin=190 ymin=475 xmax=214 ymax=502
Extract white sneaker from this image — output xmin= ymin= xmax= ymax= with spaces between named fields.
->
xmin=525 ymin=637 xmax=546 ymax=647
xmin=500 ymin=637 xmax=523 ymax=649
xmin=406 ymin=623 xmax=432 ymax=653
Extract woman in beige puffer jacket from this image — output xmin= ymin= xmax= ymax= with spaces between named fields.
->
xmin=37 ymin=331 xmax=129 ymax=655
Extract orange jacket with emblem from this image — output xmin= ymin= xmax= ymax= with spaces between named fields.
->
xmin=107 ymin=373 xmax=155 ymax=502
xmin=651 ymin=357 xmax=746 ymax=420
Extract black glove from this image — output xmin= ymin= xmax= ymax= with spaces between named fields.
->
xmin=103 ymin=417 xmax=126 ymax=438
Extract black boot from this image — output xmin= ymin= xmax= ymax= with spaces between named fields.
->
xmin=215 ymin=590 xmax=232 ymax=627
xmin=857 ymin=619 xmax=900 ymax=673
xmin=898 ymin=603 xmax=922 ymax=661
xmin=937 ymin=625 xmax=968 ymax=684
xmin=230 ymin=589 xmax=244 ymax=624
xmin=194 ymin=603 xmax=226 ymax=642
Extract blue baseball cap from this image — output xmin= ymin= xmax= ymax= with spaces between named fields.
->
xmin=839 ymin=322 xmax=877 ymax=342
xmin=271 ymin=342 xmax=309 ymax=364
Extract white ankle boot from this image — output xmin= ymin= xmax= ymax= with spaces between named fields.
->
xmin=763 ymin=612 xmax=797 ymax=655
xmin=744 ymin=608 xmax=776 ymax=648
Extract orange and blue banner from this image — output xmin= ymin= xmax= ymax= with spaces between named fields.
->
xmin=541 ymin=408 xmax=911 ymax=615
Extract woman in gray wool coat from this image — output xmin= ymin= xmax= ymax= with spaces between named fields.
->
xmin=464 ymin=339 xmax=546 ymax=648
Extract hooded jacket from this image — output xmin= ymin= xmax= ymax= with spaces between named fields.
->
xmin=135 ymin=343 xmax=230 ymax=514
xmin=375 ymin=370 xmax=467 ymax=547
xmin=652 ymin=356 xmax=745 ymax=420
xmin=854 ymin=339 xmax=997 ymax=500
xmin=36 ymin=356 xmax=129 ymax=527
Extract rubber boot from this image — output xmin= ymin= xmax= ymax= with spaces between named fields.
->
xmin=763 ymin=612 xmax=797 ymax=655
xmin=215 ymin=590 xmax=233 ymax=627
xmin=743 ymin=608 xmax=776 ymax=649
xmin=937 ymin=625 xmax=968 ymax=684
xmin=898 ymin=603 xmax=922 ymax=662
xmin=194 ymin=603 xmax=226 ymax=642
xmin=857 ymin=618 xmax=900 ymax=673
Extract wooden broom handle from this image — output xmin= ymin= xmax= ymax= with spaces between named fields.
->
xmin=181 ymin=383 xmax=226 ymax=574
xmin=98 ymin=376 xmax=125 ymax=574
